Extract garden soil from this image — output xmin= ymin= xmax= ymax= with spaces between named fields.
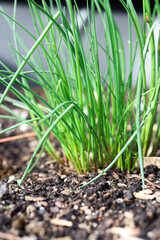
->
xmin=1 ymin=98 xmax=160 ymax=240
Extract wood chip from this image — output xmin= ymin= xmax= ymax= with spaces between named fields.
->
xmin=78 ymin=223 xmax=90 ymax=231
xmin=134 ymin=190 xmax=155 ymax=200
xmin=55 ymin=201 xmax=64 ymax=208
xmin=139 ymin=189 xmax=153 ymax=195
xmin=61 ymin=188 xmax=71 ymax=196
xmin=36 ymin=201 xmax=48 ymax=207
xmin=134 ymin=194 xmax=153 ymax=200
xmin=51 ymin=237 xmax=73 ymax=240
xmin=106 ymin=227 xmax=141 ymax=237
xmin=0 ymin=232 xmax=22 ymax=240
xmin=80 ymin=206 xmax=88 ymax=211
xmin=25 ymin=196 xmax=45 ymax=202
xmin=37 ymin=176 xmax=56 ymax=182
xmin=112 ymin=172 xmax=119 ymax=179
xmin=56 ymin=209 xmax=72 ymax=219
xmin=50 ymin=218 xmax=73 ymax=227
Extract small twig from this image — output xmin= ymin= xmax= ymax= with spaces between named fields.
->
xmin=0 ymin=132 xmax=37 ymax=143
xmin=37 ymin=176 xmax=56 ymax=182
xmin=132 ymin=174 xmax=160 ymax=189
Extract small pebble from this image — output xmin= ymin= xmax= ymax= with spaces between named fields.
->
xmin=20 ymin=196 xmax=25 ymax=200
xmin=92 ymin=212 xmax=97 ymax=216
xmin=153 ymin=191 xmax=160 ymax=198
xmin=85 ymin=215 xmax=91 ymax=220
xmin=38 ymin=207 xmax=46 ymax=215
xmin=85 ymin=209 xmax=92 ymax=215
xmin=0 ymin=183 xmax=8 ymax=198
xmin=92 ymin=222 xmax=98 ymax=228
xmin=125 ymin=191 xmax=134 ymax=200
xmin=8 ymin=175 xmax=16 ymax=183
xmin=14 ymin=187 xmax=20 ymax=193
xmin=81 ymin=206 xmax=88 ymax=211
xmin=73 ymin=205 xmax=79 ymax=210
xmin=117 ymin=183 xmax=127 ymax=188
xmin=71 ymin=215 xmax=76 ymax=220
xmin=156 ymin=197 xmax=160 ymax=203
xmin=116 ymin=198 xmax=123 ymax=204
xmin=50 ymin=207 xmax=59 ymax=213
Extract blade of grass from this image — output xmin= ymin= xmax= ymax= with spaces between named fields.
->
xmin=0 ymin=11 xmax=60 ymax=105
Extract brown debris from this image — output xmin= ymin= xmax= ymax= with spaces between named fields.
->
xmin=50 ymin=218 xmax=73 ymax=227
xmin=11 ymin=214 xmax=26 ymax=230
xmin=25 ymin=221 xmax=46 ymax=237
xmin=51 ymin=237 xmax=73 ymax=240
xmin=0 ymin=232 xmax=22 ymax=240
xmin=26 ymin=205 xmax=37 ymax=219
xmin=0 ymin=132 xmax=37 ymax=143
xmin=25 ymin=196 xmax=45 ymax=202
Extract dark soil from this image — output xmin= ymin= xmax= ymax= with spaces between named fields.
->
xmin=1 ymin=106 xmax=160 ymax=240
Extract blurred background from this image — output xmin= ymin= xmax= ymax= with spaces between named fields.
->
xmin=0 ymin=0 xmax=155 ymax=10
xmin=0 ymin=0 xmax=158 ymax=90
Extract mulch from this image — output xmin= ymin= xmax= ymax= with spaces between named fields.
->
xmin=1 ymin=105 xmax=160 ymax=240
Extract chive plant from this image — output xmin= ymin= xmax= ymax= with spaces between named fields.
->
xmin=0 ymin=0 xmax=160 ymax=188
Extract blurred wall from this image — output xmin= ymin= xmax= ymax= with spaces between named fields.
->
xmin=0 ymin=1 xmax=158 ymax=91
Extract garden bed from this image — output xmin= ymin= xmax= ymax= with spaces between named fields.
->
xmin=1 ymin=113 xmax=160 ymax=240
xmin=1 ymin=0 xmax=160 ymax=239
